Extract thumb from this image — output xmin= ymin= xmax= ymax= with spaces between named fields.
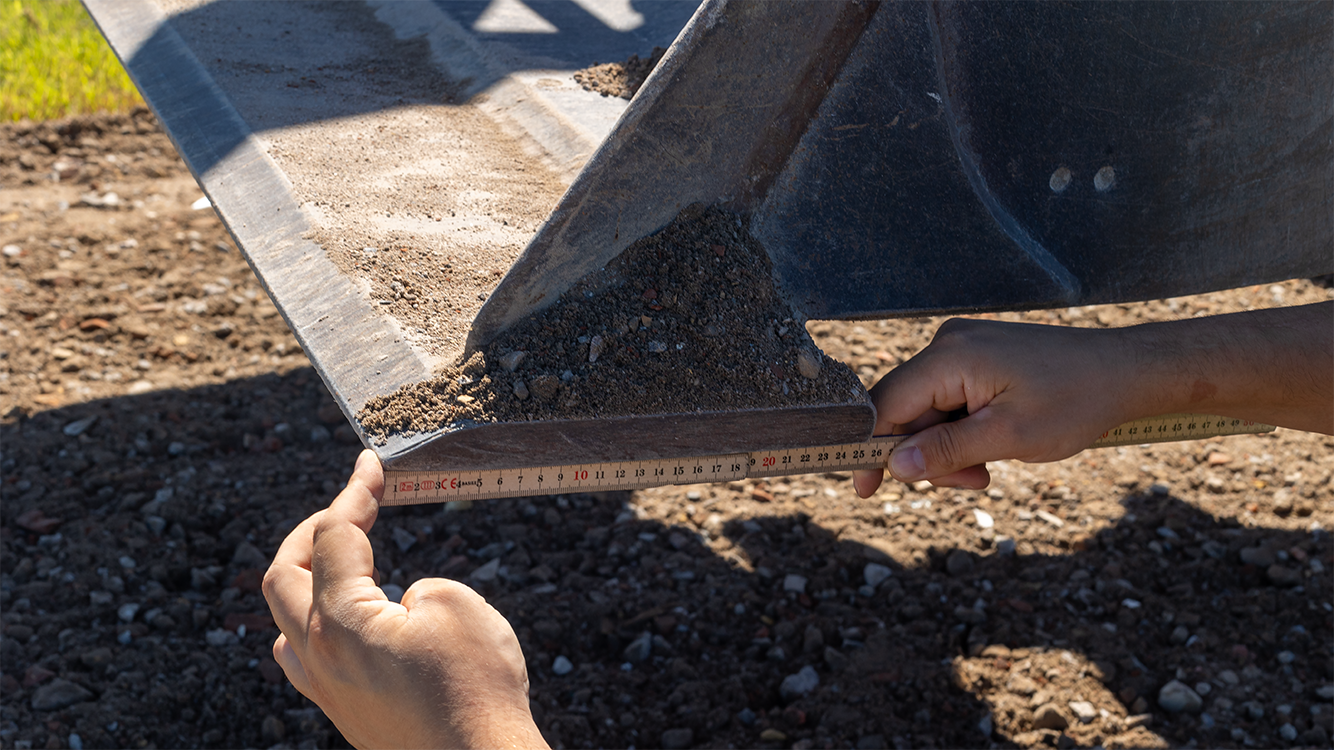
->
xmin=889 ymin=408 xmax=1001 ymax=486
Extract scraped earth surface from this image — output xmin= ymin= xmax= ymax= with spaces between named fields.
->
xmin=2 ymin=113 xmax=1332 ymax=750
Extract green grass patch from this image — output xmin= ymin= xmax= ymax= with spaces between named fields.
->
xmin=1 ymin=0 xmax=143 ymax=122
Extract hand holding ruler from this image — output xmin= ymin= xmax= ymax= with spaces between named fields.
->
xmin=382 ymin=414 xmax=1272 ymax=506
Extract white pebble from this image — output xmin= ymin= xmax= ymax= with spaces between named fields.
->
xmin=205 ymin=628 xmax=237 ymax=647
xmin=2 ymin=244 xmax=21 ymax=257
xmin=972 ymin=509 xmax=994 ymax=529
xmin=783 ymin=574 xmax=808 ymax=593
xmin=62 ymin=416 xmax=97 ymax=437
xmin=118 ymin=556 xmax=136 ymax=570
xmin=1158 ymin=680 xmax=1203 ymax=713
xmin=552 ymin=656 xmax=574 ymax=675
xmin=117 ymin=603 xmax=140 ymax=622
xmin=1068 ymin=701 xmax=1097 ymax=723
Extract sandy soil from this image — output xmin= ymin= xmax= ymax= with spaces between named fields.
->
xmin=1 ymin=113 xmax=1331 ymax=750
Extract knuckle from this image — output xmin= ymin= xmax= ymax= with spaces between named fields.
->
xmin=260 ymin=566 xmax=281 ymax=598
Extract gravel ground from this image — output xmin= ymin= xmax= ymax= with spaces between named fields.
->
xmin=2 ymin=112 xmax=1331 ymax=750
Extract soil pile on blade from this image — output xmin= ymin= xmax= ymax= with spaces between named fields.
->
xmin=573 ymin=47 xmax=667 ymax=100
xmin=357 ymin=206 xmax=864 ymax=441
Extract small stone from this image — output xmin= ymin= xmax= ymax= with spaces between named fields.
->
xmin=2 ymin=244 xmax=21 ymax=258
xmin=1240 ymin=544 xmax=1277 ymax=567
xmin=1068 ymin=701 xmax=1097 ymax=724
xmin=552 ymin=656 xmax=573 ymax=675
xmin=15 ymin=509 xmax=62 ymax=534
xmin=528 ymin=375 xmax=559 ymax=401
xmin=68 ymin=733 xmax=83 ymax=750
xmin=660 ymin=728 xmax=693 ymax=750
xmin=118 ymin=603 xmax=140 ymax=622
xmin=972 ymin=509 xmax=994 ymax=529
xmin=1241 ymin=700 xmax=1264 ymax=720
xmin=1157 ymin=680 xmax=1203 ymax=713
xmin=392 ymin=527 xmax=416 ymax=553
xmin=80 ymin=648 xmax=114 ymax=667
xmin=470 ymin=558 xmax=501 ymax=583
xmin=996 ymin=537 xmax=1016 ymax=556
xmin=456 ymin=394 xmax=474 ymax=404
xmin=760 ymin=729 xmax=787 ymax=742
xmin=1280 ymin=723 xmax=1298 ymax=741
xmin=588 ymin=335 xmax=605 ymax=363
xmin=647 ymin=340 xmax=667 ymax=353
xmin=205 ymin=628 xmax=237 ymax=647
xmin=512 ymin=380 xmax=529 ymax=400
xmin=783 ymin=574 xmax=808 ymax=593
xmin=824 ymin=646 xmax=849 ymax=673
xmin=1032 ymin=703 xmax=1069 ymax=730
xmin=946 ymin=549 xmax=974 ymax=576
xmin=1267 ymin=564 xmax=1302 ymax=587
xmin=261 ymin=715 xmax=286 ymax=744
xmin=863 ymin=563 xmax=893 ymax=588
xmin=1207 ymin=451 xmax=1232 ymax=465
xmin=954 ymin=605 xmax=986 ymax=625
xmin=803 ymin=624 xmax=824 ymax=654
xmin=1276 ymin=650 xmax=1295 ymax=664
xmin=32 ymin=679 xmax=93 ymax=711
xmin=232 ymin=542 xmax=269 ymax=569
xmin=1317 ymin=684 xmax=1334 ymax=700
xmin=780 ymin=665 xmax=819 ymax=701
xmin=1170 ymin=625 xmax=1189 ymax=644
xmin=797 ymin=348 xmax=822 ymax=379
xmin=1035 ymin=510 xmax=1065 ymax=527
xmin=499 ymin=350 xmax=526 ymax=372
xmin=62 ymin=416 xmax=97 ymax=436
xmin=624 ymin=631 xmax=652 ymax=662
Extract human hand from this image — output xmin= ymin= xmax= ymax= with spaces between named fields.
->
xmin=263 ymin=450 xmax=548 ymax=750
xmin=852 ymin=318 xmax=1129 ymax=496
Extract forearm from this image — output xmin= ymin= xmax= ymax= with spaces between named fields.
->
xmin=1115 ymin=301 xmax=1333 ymax=434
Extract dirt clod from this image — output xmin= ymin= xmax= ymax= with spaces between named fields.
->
xmin=573 ymin=47 xmax=667 ymax=100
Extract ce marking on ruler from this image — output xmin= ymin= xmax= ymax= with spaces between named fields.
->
xmin=382 ymin=413 xmax=1273 ymax=506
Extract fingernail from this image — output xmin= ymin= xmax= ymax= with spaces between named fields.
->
xmin=354 ymin=450 xmax=373 ymax=474
xmin=890 ymin=445 xmax=925 ymax=480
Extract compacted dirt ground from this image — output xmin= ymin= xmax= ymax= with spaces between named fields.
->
xmin=1 ymin=112 xmax=1331 ymax=750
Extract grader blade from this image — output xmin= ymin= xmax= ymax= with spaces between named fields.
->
xmin=85 ymin=0 xmax=1330 ymax=473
